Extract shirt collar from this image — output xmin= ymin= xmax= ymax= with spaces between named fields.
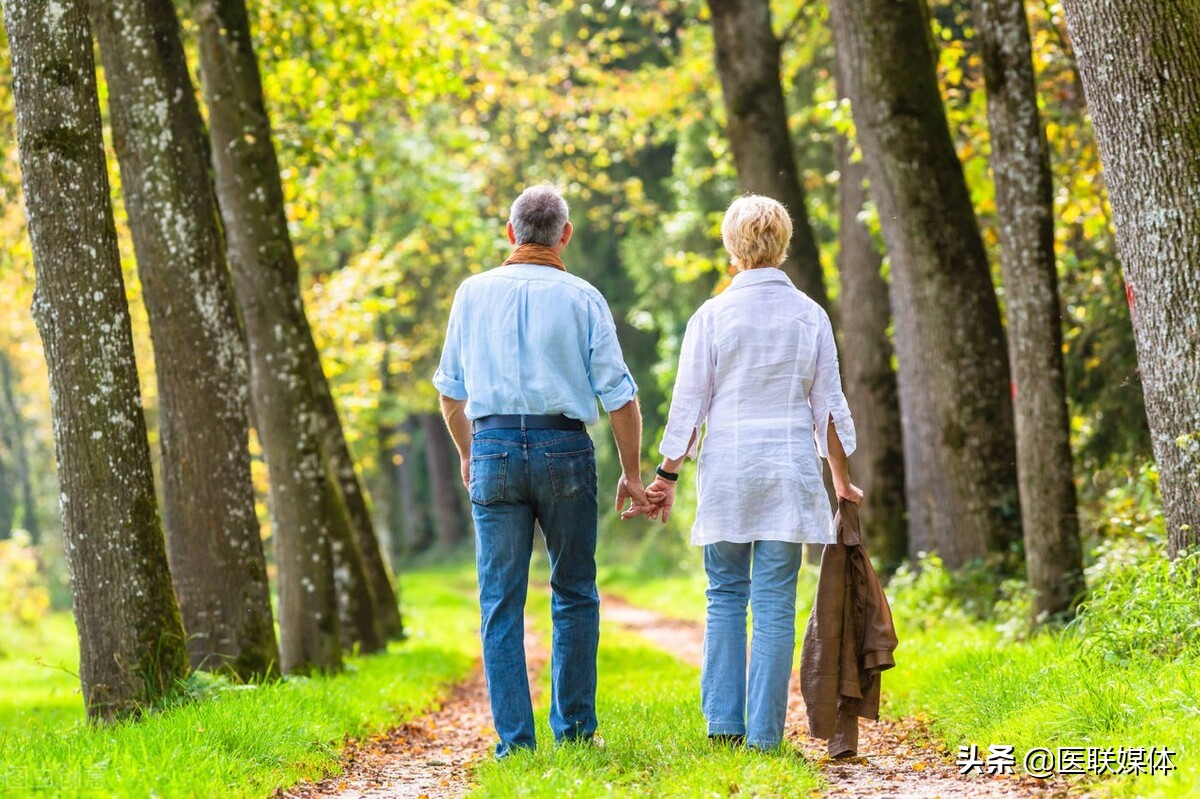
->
xmin=727 ymin=267 xmax=795 ymax=291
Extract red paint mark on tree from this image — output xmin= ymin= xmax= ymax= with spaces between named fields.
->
xmin=1011 ymin=380 xmax=1018 ymax=401
xmin=1125 ymin=281 xmax=1135 ymax=309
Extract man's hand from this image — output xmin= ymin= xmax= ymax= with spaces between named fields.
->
xmin=460 ymin=457 xmax=470 ymax=490
xmin=644 ymin=475 xmax=676 ymax=523
xmin=616 ymin=474 xmax=650 ymax=520
xmin=836 ymin=481 xmax=864 ymax=506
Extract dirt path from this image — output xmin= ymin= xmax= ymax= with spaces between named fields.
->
xmin=280 ymin=627 xmax=546 ymax=799
xmin=602 ymin=595 xmax=1080 ymax=799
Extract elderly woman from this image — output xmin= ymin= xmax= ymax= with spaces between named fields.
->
xmin=644 ymin=195 xmax=862 ymax=750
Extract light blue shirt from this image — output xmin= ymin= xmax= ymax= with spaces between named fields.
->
xmin=433 ymin=263 xmax=638 ymax=424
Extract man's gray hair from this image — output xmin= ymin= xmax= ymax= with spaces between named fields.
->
xmin=509 ymin=184 xmax=569 ymax=246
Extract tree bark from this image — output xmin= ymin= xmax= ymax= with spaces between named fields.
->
xmin=324 ymin=462 xmax=386 ymax=653
xmin=302 ymin=316 xmax=404 ymax=640
xmin=833 ymin=60 xmax=908 ymax=573
xmin=2 ymin=0 xmax=188 ymax=720
xmin=972 ymin=0 xmax=1084 ymax=616
xmin=828 ymin=0 xmax=1022 ymax=568
xmin=1062 ymin=0 xmax=1200 ymax=557
xmin=419 ymin=412 xmax=468 ymax=549
xmin=89 ymin=0 xmax=280 ymax=678
xmin=194 ymin=0 xmax=341 ymax=673
xmin=706 ymin=0 xmax=829 ymax=308
xmin=193 ymin=0 xmax=401 ymax=646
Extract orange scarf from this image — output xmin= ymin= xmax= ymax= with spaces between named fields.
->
xmin=502 ymin=243 xmax=566 ymax=271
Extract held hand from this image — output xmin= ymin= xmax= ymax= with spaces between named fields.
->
xmin=836 ymin=481 xmax=864 ymax=506
xmin=616 ymin=474 xmax=650 ymax=520
xmin=644 ymin=475 xmax=676 ymax=524
xmin=460 ymin=457 xmax=470 ymax=490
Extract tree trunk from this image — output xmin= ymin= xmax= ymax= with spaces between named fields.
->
xmin=828 ymin=0 xmax=1022 ymax=568
xmin=399 ymin=416 xmax=432 ymax=555
xmin=706 ymin=0 xmax=829 ymax=308
xmin=302 ymin=316 xmax=404 ymax=640
xmin=0 ymin=355 xmax=40 ymax=544
xmin=324 ymin=463 xmax=386 ymax=653
xmin=194 ymin=0 xmax=340 ymax=673
xmin=420 ymin=412 xmax=468 ymax=549
xmin=89 ymin=0 xmax=280 ymax=678
xmin=972 ymin=0 xmax=1084 ymax=616
xmin=1062 ymin=0 xmax=1200 ymax=557
xmin=833 ymin=59 xmax=908 ymax=573
xmin=192 ymin=0 xmax=401 ymax=645
xmin=2 ymin=0 xmax=189 ymax=720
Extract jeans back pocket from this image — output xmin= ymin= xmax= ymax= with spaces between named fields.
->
xmin=469 ymin=452 xmax=507 ymax=506
xmin=545 ymin=448 xmax=595 ymax=500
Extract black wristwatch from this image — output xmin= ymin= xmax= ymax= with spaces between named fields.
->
xmin=655 ymin=465 xmax=680 ymax=482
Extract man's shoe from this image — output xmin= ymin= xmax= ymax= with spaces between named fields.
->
xmin=591 ymin=733 xmax=606 ymax=750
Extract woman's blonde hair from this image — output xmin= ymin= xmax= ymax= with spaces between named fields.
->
xmin=720 ymin=195 xmax=793 ymax=269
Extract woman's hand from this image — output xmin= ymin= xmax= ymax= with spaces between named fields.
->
xmin=644 ymin=475 xmax=677 ymax=523
xmin=835 ymin=481 xmax=864 ymax=506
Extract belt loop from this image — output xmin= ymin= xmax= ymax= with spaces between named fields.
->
xmin=520 ymin=414 xmax=527 ymax=431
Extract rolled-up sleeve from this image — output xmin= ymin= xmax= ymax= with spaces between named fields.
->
xmin=588 ymin=297 xmax=638 ymax=412
xmin=432 ymin=288 xmax=468 ymax=400
xmin=659 ymin=309 xmax=714 ymax=461
xmin=809 ymin=311 xmax=856 ymax=458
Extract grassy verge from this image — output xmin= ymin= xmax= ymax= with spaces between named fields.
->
xmin=0 ymin=566 xmax=481 ymax=798
xmin=882 ymin=547 xmax=1199 ymax=799
xmin=469 ymin=579 xmax=824 ymax=798
xmin=884 ymin=618 xmax=1197 ymax=798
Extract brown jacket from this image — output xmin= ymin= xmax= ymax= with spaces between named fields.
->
xmin=800 ymin=499 xmax=899 ymax=757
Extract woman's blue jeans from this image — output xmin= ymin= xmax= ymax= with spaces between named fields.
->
xmin=469 ymin=427 xmax=600 ymax=758
xmin=702 ymin=539 xmax=804 ymax=749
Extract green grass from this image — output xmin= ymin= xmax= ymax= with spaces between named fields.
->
xmin=884 ymin=618 xmax=1198 ymax=797
xmin=0 ymin=567 xmax=481 ymax=798
xmin=469 ymin=580 xmax=824 ymax=798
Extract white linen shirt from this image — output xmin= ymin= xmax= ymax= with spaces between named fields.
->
xmin=659 ymin=267 xmax=857 ymax=546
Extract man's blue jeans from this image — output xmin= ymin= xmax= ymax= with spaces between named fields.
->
xmin=702 ymin=539 xmax=804 ymax=749
xmin=469 ymin=427 xmax=600 ymax=758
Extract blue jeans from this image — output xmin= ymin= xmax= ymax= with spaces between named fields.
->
xmin=702 ymin=539 xmax=804 ymax=749
xmin=469 ymin=427 xmax=600 ymax=757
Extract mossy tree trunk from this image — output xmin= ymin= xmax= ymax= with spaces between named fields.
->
xmin=2 ymin=0 xmax=188 ymax=720
xmin=706 ymin=0 xmax=828 ymax=308
xmin=829 ymin=0 xmax=1022 ymax=568
xmin=832 ymin=55 xmax=908 ymax=573
xmin=1062 ymin=0 xmax=1200 ymax=557
xmin=89 ymin=0 xmax=281 ymax=678
xmin=193 ymin=0 xmax=343 ymax=673
xmin=972 ymin=0 xmax=1084 ymax=617
xmin=193 ymin=0 xmax=401 ymax=648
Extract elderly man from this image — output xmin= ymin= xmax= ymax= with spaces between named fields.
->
xmin=433 ymin=184 xmax=648 ymax=757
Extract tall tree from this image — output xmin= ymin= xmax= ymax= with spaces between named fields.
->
xmin=828 ymin=0 xmax=1022 ymax=567
xmin=194 ymin=0 xmax=402 ymax=645
xmin=971 ymin=0 xmax=1084 ymax=616
xmin=706 ymin=0 xmax=829 ymax=308
xmin=89 ymin=0 xmax=281 ymax=678
xmin=0 ymin=354 xmax=38 ymax=543
xmin=194 ymin=0 xmax=342 ymax=672
xmin=2 ymin=0 xmax=188 ymax=719
xmin=420 ymin=412 xmax=469 ymax=549
xmin=833 ymin=58 xmax=908 ymax=572
xmin=1062 ymin=1 xmax=1200 ymax=557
